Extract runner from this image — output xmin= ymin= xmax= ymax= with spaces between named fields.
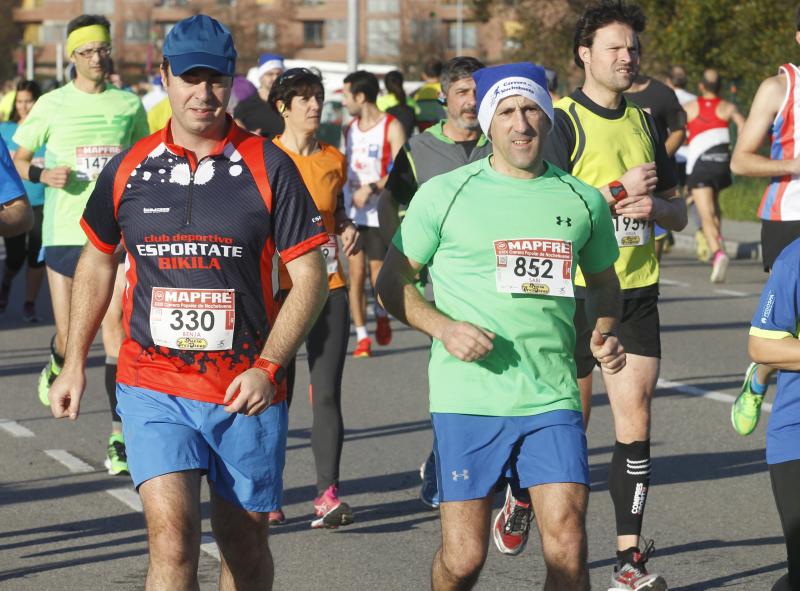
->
xmin=233 ymin=53 xmax=285 ymax=138
xmin=625 ymin=69 xmax=687 ymax=261
xmin=543 ymin=2 xmax=685 ymax=589
xmin=47 ymin=15 xmax=329 ymax=588
xmin=684 ymin=68 xmax=745 ymax=283
xmin=0 ymin=134 xmax=30 ymax=238
xmin=413 ymin=58 xmax=446 ymax=132
xmin=12 ymin=14 xmax=149 ymax=475
xmin=377 ymin=54 xmax=533 ymax=555
xmin=747 ymin=237 xmax=800 ymax=591
xmin=729 ymin=9 xmax=800 ymax=437
xmin=377 ymin=70 xmax=418 ymax=139
xmin=342 ymin=70 xmax=405 ymax=358
xmin=377 ymin=61 xmax=624 ymax=590
xmin=0 ymin=80 xmax=45 ymax=321
xmin=270 ymin=67 xmax=361 ymax=529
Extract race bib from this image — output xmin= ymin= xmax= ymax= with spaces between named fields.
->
xmin=614 ymin=216 xmax=651 ymax=247
xmin=75 ymin=145 xmax=121 ymax=181
xmin=322 ymin=234 xmax=339 ymax=275
xmin=494 ymin=238 xmax=574 ymax=297
xmin=150 ymin=287 xmax=235 ymax=351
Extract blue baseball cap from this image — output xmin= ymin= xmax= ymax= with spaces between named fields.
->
xmin=162 ymin=15 xmax=237 ymax=77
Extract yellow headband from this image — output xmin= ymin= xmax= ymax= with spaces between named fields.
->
xmin=66 ymin=25 xmax=111 ymax=57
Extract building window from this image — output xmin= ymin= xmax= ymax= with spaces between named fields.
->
xmin=410 ymin=19 xmax=436 ymax=44
xmin=40 ymin=21 xmax=68 ymax=44
xmin=326 ymin=19 xmax=346 ymax=44
xmin=366 ymin=18 xmax=399 ymax=57
xmin=446 ymin=21 xmax=477 ymax=49
xmin=367 ymin=0 xmax=398 ymax=13
xmin=257 ymin=23 xmax=277 ymax=49
xmin=83 ymin=0 xmax=114 ymax=13
xmin=303 ymin=21 xmax=324 ymax=47
xmin=125 ymin=21 xmax=150 ymax=42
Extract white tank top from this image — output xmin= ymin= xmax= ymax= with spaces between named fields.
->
xmin=343 ymin=115 xmax=394 ymax=227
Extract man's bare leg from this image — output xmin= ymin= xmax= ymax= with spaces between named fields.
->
xmin=211 ymin=489 xmax=273 ymax=591
xmin=139 ymin=471 xmax=202 ymax=591
xmin=529 ymin=482 xmax=590 ymax=591
xmin=432 ymin=498 xmax=491 ymax=591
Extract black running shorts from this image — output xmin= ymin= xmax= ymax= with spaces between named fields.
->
xmin=574 ymin=295 xmax=661 ymax=379
xmin=357 ymin=225 xmax=389 ymax=261
xmin=687 ymin=146 xmax=732 ymax=192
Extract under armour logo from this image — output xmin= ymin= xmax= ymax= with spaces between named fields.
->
xmin=556 ymin=216 xmax=572 ymax=227
xmin=452 ymin=469 xmax=469 ymax=481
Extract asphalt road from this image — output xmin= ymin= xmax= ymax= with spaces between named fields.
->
xmin=0 ymin=252 xmax=786 ymax=590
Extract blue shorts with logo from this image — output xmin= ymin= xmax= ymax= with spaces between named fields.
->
xmin=654 ymin=223 xmax=668 ymax=240
xmin=431 ymin=409 xmax=588 ymax=502
xmin=116 ymin=383 xmax=288 ymax=513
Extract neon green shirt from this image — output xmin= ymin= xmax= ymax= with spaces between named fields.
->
xmin=394 ymin=157 xmax=619 ymax=416
xmin=14 ymin=82 xmax=149 ymax=246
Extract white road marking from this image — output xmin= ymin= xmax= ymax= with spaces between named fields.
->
xmin=106 ymin=487 xmax=143 ymax=512
xmin=44 ymin=449 xmax=94 ymax=473
xmin=714 ymin=289 xmax=751 ymax=297
xmin=0 ymin=419 xmax=35 ymax=438
xmin=657 ymin=378 xmax=772 ymax=413
xmin=201 ymin=534 xmax=221 ymax=560
xmin=660 ymin=279 xmax=690 ymax=287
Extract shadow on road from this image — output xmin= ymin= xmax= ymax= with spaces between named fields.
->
xmin=287 ymin=419 xmax=432 ymax=451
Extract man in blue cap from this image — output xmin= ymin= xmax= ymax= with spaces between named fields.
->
xmin=377 ymin=61 xmax=623 ymax=590
xmin=234 ymin=53 xmax=285 ymax=138
xmin=48 ymin=14 xmax=330 ymax=589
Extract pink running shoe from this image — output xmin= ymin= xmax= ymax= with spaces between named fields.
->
xmin=311 ymin=484 xmax=354 ymax=529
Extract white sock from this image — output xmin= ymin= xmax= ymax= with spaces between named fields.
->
xmin=356 ymin=325 xmax=369 ymax=341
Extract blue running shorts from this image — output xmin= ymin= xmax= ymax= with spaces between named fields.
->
xmin=654 ymin=223 xmax=667 ymax=240
xmin=431 ymin=409 xmax=588 ymax=502
xmin=116 ymin=383 xmax=288 ymax=513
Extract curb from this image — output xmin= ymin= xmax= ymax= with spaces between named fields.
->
xmin=670 ymin=232 xmax=761 ymax=261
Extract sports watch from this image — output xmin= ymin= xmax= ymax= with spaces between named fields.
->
xmin=253 ymin=357 xmax=286 ymax=386
xmin=608 ymin=180 xmax=628 ymax=202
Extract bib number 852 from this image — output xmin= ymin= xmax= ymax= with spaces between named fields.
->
xmin=170 ymin=310 xmax=215 ymax=331
xmin=514 ymin=257 xmax=554 ymax=279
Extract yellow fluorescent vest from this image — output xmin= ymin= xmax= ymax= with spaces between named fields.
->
xmin=556 ymin=96 xmax=659 ymax=291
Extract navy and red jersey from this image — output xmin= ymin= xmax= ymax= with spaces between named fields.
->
xmin=81 ymin=119 xmax=327 ymax=405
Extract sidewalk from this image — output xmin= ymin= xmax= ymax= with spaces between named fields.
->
xmin=670 ymin=217 xmax=761 ymax=261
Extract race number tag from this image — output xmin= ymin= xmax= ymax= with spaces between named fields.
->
xmin=614 ymin=216 xmax=651 ymax=247
xmin=150 ymin=288 xmax=235 ymax=351
xmin=75 ymin=145 xmax=121 ymax=181
xmin=322 ymin=234 xmax=339 ymax=275
xmin=494 ymin=238 xmax=574 ymax=297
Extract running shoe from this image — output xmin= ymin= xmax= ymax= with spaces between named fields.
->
xmin=731 ymin=362 xmax=766 ymax=436
xmin=311 ymin=484 xmax=354 ymax=529
xmin=37 ymin=354 xmax=62 ymax=406
xmin=492 ymin=485 xmax=533 ymax=556
xmin=419 ymin=455 xmax=440 ymax=509
xmin=375 ymin=315 xmax=392 ymax=346
xmin=695 ymin=230 xmax=710 ymax=262
xmin=352 ymin=337 xmax=372 ymax=358
xmin=609 ymin=540 xmax=667 ymax=591
xmin=268 ymin=510 xmax=286 ymax=525
xmin=710 ymin=250 xmax=729 ymax=283
xmin=23 ymin=302 xmax=39 ymax=323
xmin=104 ymin=433 xmax=129 ymax=476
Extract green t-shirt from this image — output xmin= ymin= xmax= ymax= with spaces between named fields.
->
xmin=393 ymin=157 xmax=619 ymax=416
xmin=14 ymin=82 xmax=149 ymax=246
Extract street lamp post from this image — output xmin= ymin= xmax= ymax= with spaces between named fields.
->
xmin=347 ymin=0 xmax=359 ymax=72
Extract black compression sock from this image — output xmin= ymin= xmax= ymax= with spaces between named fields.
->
xmin=609 ymin=440 xmax=651 ymax=537
xmin=105 ymin=357 xmax=121 ymax=423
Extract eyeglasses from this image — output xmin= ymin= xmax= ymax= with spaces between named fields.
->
xmin=74 ymin=46 xmax=111 ymax=59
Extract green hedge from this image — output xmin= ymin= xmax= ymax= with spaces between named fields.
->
xmin=718 ymin=176 xmax=768 ymax=222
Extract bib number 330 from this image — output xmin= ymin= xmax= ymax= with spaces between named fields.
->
xmin=150 ymin=287 xmax=235 ymax=351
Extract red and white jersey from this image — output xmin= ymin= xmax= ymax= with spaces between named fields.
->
xmin=343 ymin=115 xmax=395 ymax=227
xmin=760 ymin=64 xmax=800 ymax=221
xmin=686 ymin=97 xmax=730 ymax=174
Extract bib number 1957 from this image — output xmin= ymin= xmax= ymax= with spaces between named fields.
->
xmin=614 ymin=216 xmax=651 ymax=247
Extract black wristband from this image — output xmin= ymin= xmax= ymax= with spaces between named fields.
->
xmin=28 ymin=165 xmax=43 ymax=184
